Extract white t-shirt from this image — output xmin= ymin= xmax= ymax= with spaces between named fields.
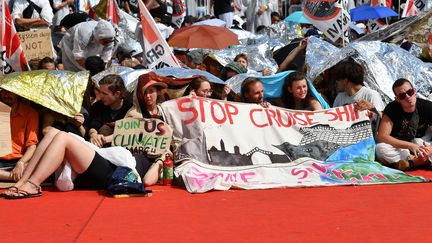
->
xmin=12 ymin=0 xmax=53 ymax=25
xmin=333 ymin=86 xmax=385 ymax=111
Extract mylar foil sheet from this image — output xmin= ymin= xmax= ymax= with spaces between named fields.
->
xmin=306 ymin=36 xmax=432 ymax=103
xmin=0 ymin=70 xmax=89 ymax=117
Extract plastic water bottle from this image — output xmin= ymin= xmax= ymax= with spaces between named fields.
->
xmin=163 ymin=154 xmax=174 ymax=186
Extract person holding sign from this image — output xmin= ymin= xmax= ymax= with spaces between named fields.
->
xmin=281 ymin=71 xmax=322 ymax=111
xmin=125 ymin=72 xmax=172 ymax=186
xmin=12 ymin=0 xmax=53 ymax=31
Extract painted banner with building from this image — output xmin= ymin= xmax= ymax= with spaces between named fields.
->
xmin=161 ymin=97 xmax=425 ymax=193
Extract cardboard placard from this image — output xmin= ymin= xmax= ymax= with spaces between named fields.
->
xmin=18 ymin=28 xmax=53 ymax=60
xmin=113 ymin=118 xmax=173 ymax=156
xmin=0 ymin=102 xmax=12 ymax=157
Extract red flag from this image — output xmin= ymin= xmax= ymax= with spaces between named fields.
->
xmin=89 ymin=0 xmax=119 ymax=25
xmin=0 ymin=0 xmax=28 ymax=73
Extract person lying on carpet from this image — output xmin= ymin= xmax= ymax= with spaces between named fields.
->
xmin=0 ymin=128 xmax=145 ymax=199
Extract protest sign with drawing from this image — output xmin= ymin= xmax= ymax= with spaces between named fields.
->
xmin=304 ymin=0 xmax=351 ymax=44
xmin=0 ymin=101 xmax=11 ymax=157
xmin=113 ymin=117 xmax=173 ymax=156
xmin=161 ymin=97 xmax=425 ymax=193
xmin=18 ymin=29 xmax=53 ymax=61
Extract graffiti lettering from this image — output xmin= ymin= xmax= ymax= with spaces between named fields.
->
xmin=189 ymin=167 xmax=257 ymax=188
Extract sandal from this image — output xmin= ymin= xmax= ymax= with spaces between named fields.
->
xmin=4 ymin=180 xmax=42 ymax=200
xmin=0 ymin=186 xmax=18 ymax=198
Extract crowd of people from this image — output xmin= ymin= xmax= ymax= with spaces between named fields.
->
xmin=1 ymin=0 xmax=432 ymax=199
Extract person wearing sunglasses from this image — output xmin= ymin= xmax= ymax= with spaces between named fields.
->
xmin=376 ymin=78 xmax=432 ymax=171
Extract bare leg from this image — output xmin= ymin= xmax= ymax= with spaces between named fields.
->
xmin=15 ymin=132 xmax=96 ymax=194
xmin=14 ymin=128 xmax=61 ymax=188
xmin=0 ymin=170 xmax=11 ymax=181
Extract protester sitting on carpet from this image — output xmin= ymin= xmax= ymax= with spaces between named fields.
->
xmin=125 ymin=72 xmax=171 ymax=186
xmin=0 ymin=90 xmax=38 ymax=182
xmin=332 ymin=58 xmax=384 ymax=116
xmin=376 ymin=78 xmax=432 ymax=171
xmin=60 ymin=20 xmax=117 ymax=71
xmin=183 ymin=76 xmax=213 ymax=98
xmin=87 ymin=75 xmax=132 ymax=148
xmin=240 ymin=77 xmax=270 ymax=108
xmin=38 ymin=57 xmax=57 ymax=70
xmin=234 ymin=53 xmax=272 ymax=76
xmin=281 ymin=71 xmax=322 ymax=111
xmin=0 ymin=128 xmax=139 ymax=199
xmin=126 ymin=72 xmax=167 ymax=120
xmin=220 ymin=61 xmax=248 ymax=81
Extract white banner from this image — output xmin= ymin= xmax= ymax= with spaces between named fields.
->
xmin=161 ymin=97 xmax=425 ymax=193
xmin=137 ymin=0 xmax=180 ymax=70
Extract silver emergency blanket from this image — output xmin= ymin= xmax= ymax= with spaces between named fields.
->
xmin=306 ymin=36 xmax=432 ymax=103
xmin=211 ymin=22 xmax=298 ymax=75
xmin=91 ymin=66 xmax=148 ymax=92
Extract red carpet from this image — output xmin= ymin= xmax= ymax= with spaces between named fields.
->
xmin=1 ymin=170 xmax=432 ymax=242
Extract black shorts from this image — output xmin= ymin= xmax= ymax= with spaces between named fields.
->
xmin=74 ymin=152 xmax=117 ymax=190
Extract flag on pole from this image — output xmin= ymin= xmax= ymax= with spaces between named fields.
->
xmin=137 ymin=0 xmax=180 ymax=70
xmin=402 ymin=0 xmax=419 ymax=17
xmin=89 ymin=0 xmax=120 ymax=25
xmin=0 ymin=0 xmax=28 ymax=73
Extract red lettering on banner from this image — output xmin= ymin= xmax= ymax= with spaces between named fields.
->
xmin=304 ymin=112 xmax=318 ymax=125
xmin=177 ymin=97 xmax=198 ymax=125
xmin=177 ymin=97 xmax=238 ymax=125
xmin=210 ymin=101 xmax=226 ymax=124
xmin=224 ymin=103 xmax=238 ymax=124
xmin=324 ymin=104 xmax=360 ymax=122
xmin=294 ymin=112 xmax=308 ymax=126
xmin=265 ymin=109 xmax=281 ymax=126
xmin=276 ymin=109 xmax=295 ymax=128
xmin=196 ymin=98 xmax=208 ymax=123
xmin=250 ymin=108 xmax=268 ymax=128
xmin=224 ymin=173 xmax=237 ymax=182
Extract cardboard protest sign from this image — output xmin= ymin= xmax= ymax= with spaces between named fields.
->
xmin=161 ymin=97 xmax=425 ymax=193
xmin=18 ymin=29 xmax=53 ymax=61
xmin=0 ymin=102 xmax=12 ymax=157
xmin=113 ymin=117 xmax=173 ymax=156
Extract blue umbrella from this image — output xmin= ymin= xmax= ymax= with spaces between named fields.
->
xmin=284 ymin=11 xmax=312 ymax=24
xmin=350 ymin=6 xmax=398 ymax=21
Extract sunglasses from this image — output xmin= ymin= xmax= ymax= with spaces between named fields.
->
xmin=397 ymin=88 xmax=415 ymax=100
